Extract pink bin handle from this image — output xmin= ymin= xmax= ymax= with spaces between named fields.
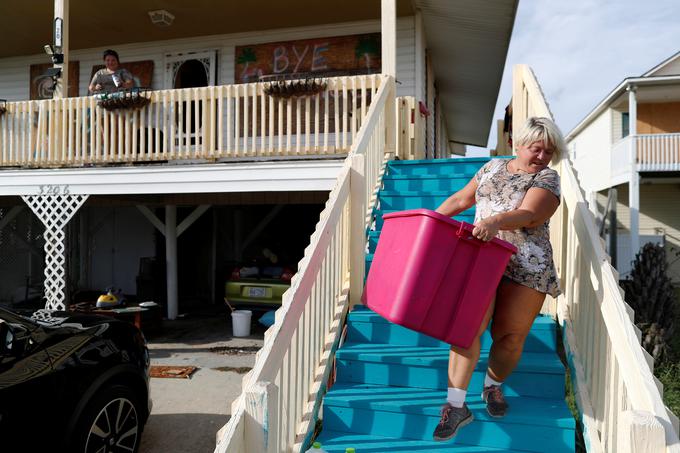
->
xmin=456 ymin=221 xmax=486 ymax=247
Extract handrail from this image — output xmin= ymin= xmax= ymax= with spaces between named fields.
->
xmin=214 ymin=75 xmax=395 ymax=453
xmin=513 ymin=64 xmax=680 ymax=453
xmin=0 ymin=75 xmax=382 ymax=167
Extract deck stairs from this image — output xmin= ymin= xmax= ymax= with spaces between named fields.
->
xmin=316 ymin=157 xmax=576 ymax=452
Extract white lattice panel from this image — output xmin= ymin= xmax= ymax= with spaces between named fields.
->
xmin=22 ymin=195 xmax=88 ymax=311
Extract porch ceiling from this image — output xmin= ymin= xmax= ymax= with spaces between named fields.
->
xmin=0 ymin=0 xmax=413 ymax=59
xmin=416 ymin=0 xmax=518 ymax=147
xmin=611 ymin=82 xmax=680 ymax=109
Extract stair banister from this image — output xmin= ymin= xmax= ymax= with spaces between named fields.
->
xmin=513 ymin=63 xmax=680 ymax=453
xmin=215 ymin=75 xmax=395 ymax=453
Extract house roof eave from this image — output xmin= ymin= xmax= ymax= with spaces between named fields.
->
xmin=566 ymin=74 xmax=680 ymax=142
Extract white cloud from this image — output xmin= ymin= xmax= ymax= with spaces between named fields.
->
xmin=471 ymin=0 xmax=680 ymax=152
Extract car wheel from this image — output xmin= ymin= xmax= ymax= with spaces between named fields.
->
xmin=73 ymin=384 xmax=143 ymax=453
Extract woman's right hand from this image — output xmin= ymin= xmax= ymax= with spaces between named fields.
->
xmin=472 ymin=217 xmax=500 ymax=242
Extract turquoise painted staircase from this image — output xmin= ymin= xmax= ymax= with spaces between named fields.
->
xmin=316 ymin=158 xmax=576 ymax=452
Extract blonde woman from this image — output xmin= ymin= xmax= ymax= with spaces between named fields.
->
xmin=432 ymin=117 xmax=565 ymax=441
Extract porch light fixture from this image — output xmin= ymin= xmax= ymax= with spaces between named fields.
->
xmin=43 ymin=44 xmax=64 ymax=65
xmin=148 ymin=10 xmax=175 ymax=27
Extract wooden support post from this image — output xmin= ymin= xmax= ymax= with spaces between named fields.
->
xmin=136 ymin=205 xmax=166 ymax=235
xmin=211 ymin=209 xmax=217 ymax=304
xmin=177 ymin=204 xmax=211 ymax=237
xmin=381 ymin=0 xmax=397 ymax=78
xmin=617 ymin=410 xmax=666 ymax=453
xmin=350 ymin=154 xmax=366 ymax=307
xmin=165 ymin=205 xmax=178 ymax=320
xmin=629 ymin=172 xmax=640 ymax=262
xmin=244 ymin=381 xmax=279 ymax=453
xmin=79 ymin=208 xmax=88 ymax=288
xmin=608 ymin=188 xmax=618 ymax=268
xmin=54 ymin=0 xmax=69 ymax=99
xmin=627 ymin=85 xmax=639 ymax=261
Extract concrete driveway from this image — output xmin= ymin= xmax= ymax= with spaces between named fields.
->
xmin=139 ymin=309 xmax=266 ymax=453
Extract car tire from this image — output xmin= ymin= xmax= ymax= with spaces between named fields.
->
xmin=70 ymin=384 xmax=144 ymax=453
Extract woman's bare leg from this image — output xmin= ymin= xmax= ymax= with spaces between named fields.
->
xmin=448 ymin=298 xmax=495 ymax=389
xmin=487 ymin=279 xmax=546 ymax=382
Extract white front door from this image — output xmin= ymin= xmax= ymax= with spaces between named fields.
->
xmin=164 ymin=50 xmax=217 ymax=150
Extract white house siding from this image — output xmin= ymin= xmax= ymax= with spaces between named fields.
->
xmin=0 ymin=18 xmax=416 ymax=101
xmin=596 ymin=183 xmax=680 ymax=284
xmin=611 ymin=109 xmax=623 ymax=142
xmin=649 ymin=57 xmax=680 ymax=76
xmin=568 ymin=109 xmax=613 ymax=193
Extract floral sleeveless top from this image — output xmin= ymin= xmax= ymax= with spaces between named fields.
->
xmin=474 ymin=159 xmax=561 ymax=297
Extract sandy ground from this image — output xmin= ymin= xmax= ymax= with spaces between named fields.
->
xmin=138 ymin=308 xmax=267 ymax=453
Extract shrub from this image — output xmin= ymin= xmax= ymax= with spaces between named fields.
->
xmin=621 ymin=243 xmax=677 ymax=362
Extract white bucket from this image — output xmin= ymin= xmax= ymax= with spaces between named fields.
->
xmin=231 ymin=310 xmax=252 ymax=337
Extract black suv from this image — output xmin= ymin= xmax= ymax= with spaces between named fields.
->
xmin=0 ymin=306 xmax=151 ymax=453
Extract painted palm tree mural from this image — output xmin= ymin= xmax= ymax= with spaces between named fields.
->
xmin=355 ymin=35 xmax=380 ymax=70
xmin=237 ymin=47 xmax=261 ymax=82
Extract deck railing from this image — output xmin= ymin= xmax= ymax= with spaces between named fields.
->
xmin=214 ymin=75 xmax=395 ymax=453
xmin=612 ymin=133 xmax=680 ymax=177
xmin=0 ymin=75 xmax=382 ymax=167
xmin=636 ymin=133 xmax=680 ymax=171
xmin=514 ymin=64 xmax=680 ymax=453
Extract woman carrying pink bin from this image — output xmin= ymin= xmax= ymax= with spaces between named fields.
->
xmin=432 ymin=117 xmax=565 ymax=441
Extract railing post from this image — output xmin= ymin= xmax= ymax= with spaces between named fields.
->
xmin=385 ymin=78 xmax=397 ymax=158
xmin=617 ymin=410 xmax=666 ymax=453
xmin=244 ymin=381 xmax=279 ymax=453
xmin=350 ymin=153 xmax=366 ymax=307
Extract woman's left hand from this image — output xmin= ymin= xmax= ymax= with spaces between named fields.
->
xmin=472 ymin=217 xmax=500 ymax=242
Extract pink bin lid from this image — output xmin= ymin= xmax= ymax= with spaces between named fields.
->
xmin=382 ymin=208 xmax=518 ymax=254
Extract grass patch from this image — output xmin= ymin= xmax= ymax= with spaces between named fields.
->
xmin=212 ymin=366 xmax=252 ymax=374
xmin=657 ymin=288 xmax=680 ymax=417
xmin=657 ymin=363 xmax=680 ymax=416
xmin=555 ymin=322 xmax=586 ymax=452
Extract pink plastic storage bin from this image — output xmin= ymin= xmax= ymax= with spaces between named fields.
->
xmin=363 ymin=209 xmax=517 ymax=348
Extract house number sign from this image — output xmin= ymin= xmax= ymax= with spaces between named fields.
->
xmin=37 ymin=185 xmax=70 ymax=195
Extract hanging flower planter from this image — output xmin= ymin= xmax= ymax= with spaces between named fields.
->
xmin=263 ymin=77 xmax=327 ymax=99
xmin=0 ymin=99 xmax=7 ymax=116
xmin=96 ymin=88 xmax=152 ymax=112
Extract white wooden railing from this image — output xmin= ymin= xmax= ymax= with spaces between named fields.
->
xmin=612 ymin=133 xmax=680 ymax=178
xmin=0 ymin=75 xmax=382 ymax=167
xmin=513 ymin=64 xmax=680 ymax=453
xmin=637 ymin=133 xmax=680 ymax=171
xmin=214 ymin=75 xmax=395 ymax=453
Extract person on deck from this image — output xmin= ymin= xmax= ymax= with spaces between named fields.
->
xmin=432 ymin=117 xmax=565 ymax=441
xmin=88 ymin=49 xmax=134 ymax=93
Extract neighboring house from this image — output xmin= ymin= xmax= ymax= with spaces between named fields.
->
xmin=0 ymin=1 xmax=516 ymax=317
xmin=567 ymin=51 xmax=680 ymax=283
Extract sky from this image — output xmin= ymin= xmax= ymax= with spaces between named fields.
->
xmin=467 ymin=0 xmax=680 ymax=156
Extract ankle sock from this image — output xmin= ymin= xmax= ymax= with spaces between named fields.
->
xmin=446 ymin=387 xmax=467 ymax=408
xmin=484 ymin=372 xmax=503 ymax=388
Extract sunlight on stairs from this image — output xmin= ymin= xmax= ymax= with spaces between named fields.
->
xmin=317 ymin=158 xmax=576 ymax=452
